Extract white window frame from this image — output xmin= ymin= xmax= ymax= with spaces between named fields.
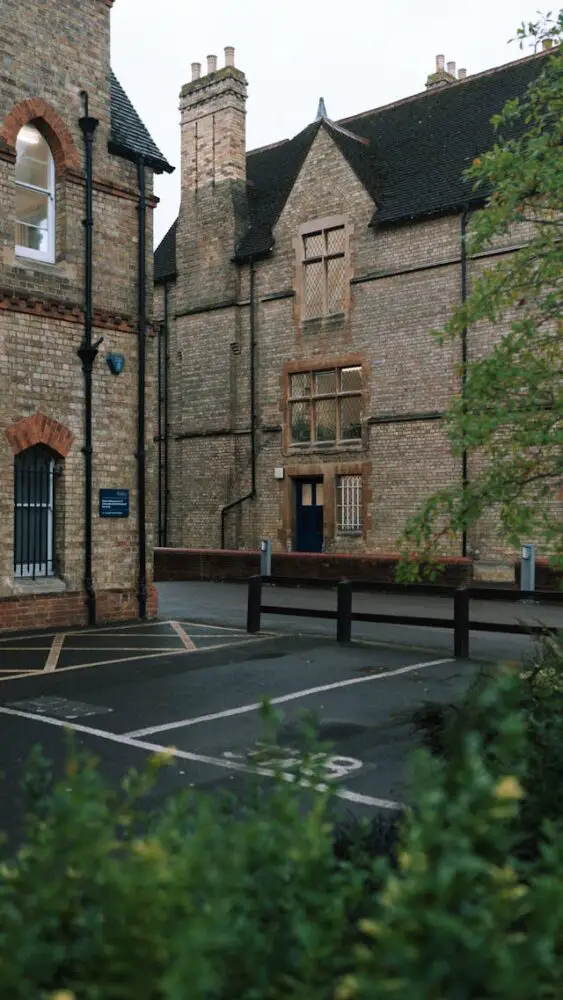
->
xmin=337 ymin=474 xmax=363 ymax=534
xmin=15 ymin=125 xmax=56 ymax=264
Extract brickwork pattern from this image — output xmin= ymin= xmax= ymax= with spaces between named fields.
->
xmin=4 ymin=411 xmax=74 ymax=457
xmin=0 ymin=583 xmax=158 ymax=633
xmin=154 ymin=547 xmax=472 ymax=586
xmin=157 ymin=64 xmax=561 ymax=576
xmin=0 ymin=0 xmax=158 ymax=625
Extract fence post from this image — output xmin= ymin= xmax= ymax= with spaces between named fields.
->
xmin=337 ymin=580 xmax=352 ymax=643
xmin=247 ymin=575 xmax=262 ymax=634
xmin=453 ymin=586 xmax=469 ymax=659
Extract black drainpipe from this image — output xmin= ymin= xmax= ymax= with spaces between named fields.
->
xmin=460 ymin=208 xmax=469 ymax=558
xmin=163 ymin=282 xmax=170 ymax=545
xmin=157 ymin=283 xmax=170 ymax=547
xmin=220 ymin=256 xmax=257 ymax=548
xmin=78 ymin=93 xmax=102 ymax=627
xmin=157 ymin=316 xmax=163 ymax=546
xmin=136 ymin=156 xmax=148 ymax=619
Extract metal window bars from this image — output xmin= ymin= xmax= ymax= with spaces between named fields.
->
xmin=337 ymin=474 xmax=362 ymax=532
xmin=13 ymin=446 xmax=56 ymax=579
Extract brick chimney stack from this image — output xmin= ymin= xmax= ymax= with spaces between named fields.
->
xmin=426 ymin=53 xmax=460 ymax=89
xmin=179 ymin=45 xmax=248 ymax=191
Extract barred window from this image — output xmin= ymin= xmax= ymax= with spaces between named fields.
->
xmin=14 ymin=445 xmax=56 ymax=578
xmin=302 ymin=224 xmax=347 ymax=320
xmin=337 ymin=475 xmax=363 ymax=533
xmin=289 ymin=366 xmax=362 ymax=446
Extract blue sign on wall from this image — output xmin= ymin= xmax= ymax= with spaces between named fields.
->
xmin=99 ymin=489 xmax=129 ymax=518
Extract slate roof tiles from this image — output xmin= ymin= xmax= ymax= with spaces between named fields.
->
xmin=154 ymin=48 xmax=552 ymax=280
xmin=110 ymin=71 xmax=173 ymax=174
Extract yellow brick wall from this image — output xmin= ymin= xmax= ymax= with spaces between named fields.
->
xmin=0 ymin=0 xmax=159 ymax=623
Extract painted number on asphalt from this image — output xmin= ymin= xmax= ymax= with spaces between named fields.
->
xmin=222 ymin=745 xmax=363 ymax=781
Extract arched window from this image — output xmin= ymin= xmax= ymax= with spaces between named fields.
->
xmin=15 ymin=124 xmax=55 ymax=263
xmin=14 ymin=445 xmax=56 ymax=578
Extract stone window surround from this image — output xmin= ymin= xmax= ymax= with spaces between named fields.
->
xmin=293 ymin=213 xmax=353 ymax=325
xmin=280 ymin=353 xmax=370 ymax=456
xmin=288 ymin=363 xmax=362 ymax=448
xmin=279 ymin=460 xmax=372 ymax=551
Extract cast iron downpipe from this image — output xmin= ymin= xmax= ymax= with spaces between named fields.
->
xmin=78 ymin=93 xmax=102 ymax=627
xmin=157 ymin=283 xmax=170 ymax=547
xmin=220 ymin=256 xmax=257 ymax=548
xmin=136 ymin=156 xmax=148 ymax=619
xmin=460 ymin=208 xmax=470 ymax=558
xmin=163 ymin=284 xmax=170 ymax=546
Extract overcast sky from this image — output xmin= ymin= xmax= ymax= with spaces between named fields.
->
xmin=109 ymin=0 xmax=541 ymax=248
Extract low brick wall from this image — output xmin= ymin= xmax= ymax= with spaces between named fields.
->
xmin=154 ymin=548 xmax=473 ymax=586
xmin=0 ymin=584 xmax=158 ymax=633
xmin=514 ymin=558 xmax=563 ymax=591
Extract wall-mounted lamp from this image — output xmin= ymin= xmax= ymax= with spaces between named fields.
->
xmin=106 ymin=352 xmax=125 ymax=375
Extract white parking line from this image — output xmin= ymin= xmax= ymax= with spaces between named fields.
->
xmin=44 ymin=633 xmax=65 ymax=672
xmin=124 ymin=656 xmax=453 ymax=738
xmin=0 ymin=705 xmax=403 ymax=812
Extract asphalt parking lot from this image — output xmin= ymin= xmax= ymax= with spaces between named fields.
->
xmin=0 ymin=618 xmax=483 ymax=848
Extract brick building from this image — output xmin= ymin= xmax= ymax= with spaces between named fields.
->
xmin=154 ymin=46 xmax=554 ymax=582
xmin=0 ymin=0 xmax=172 ymax=630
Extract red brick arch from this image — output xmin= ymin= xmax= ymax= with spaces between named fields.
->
xmin=0 ymin=98 xmax=80 ymax=172
xmin=4 ymin=412 xmax=74 ymax=458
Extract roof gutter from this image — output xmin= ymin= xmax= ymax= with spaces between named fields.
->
xmin=370 ymin=195 xmax=486 ymax=229
xmin=108 ymin=139 xmax=175 ymax=175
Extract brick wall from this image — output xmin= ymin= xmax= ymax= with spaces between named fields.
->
xmin=154 ymin=547 xmax=473 ymax=586
xmin=0 ymin=0 xmax=158 ymax=628
xmin=156 ymin=59 xmax=561 ymax=578
xmin=0 ymin=583 xmax=158 ymax=634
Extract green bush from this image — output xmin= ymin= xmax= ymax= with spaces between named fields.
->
xmin=2 ymin=644 xmax=563 ymax=999
xmin=344 ymin=664 xmax=563 ymax=999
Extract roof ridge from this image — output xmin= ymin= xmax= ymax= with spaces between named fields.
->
xmin=339 ymin=46 xmax=554 ymax=126
xmin=247 ymin=138 xmax=290 ymax=156
xmin=324 ymin=118 xmax=371 ymax=145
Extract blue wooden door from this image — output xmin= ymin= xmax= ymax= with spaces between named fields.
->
xmin=295 ymin=479 xmax=323 ymax=552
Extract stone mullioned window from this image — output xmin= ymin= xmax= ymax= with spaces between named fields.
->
xmin=289 ymin=365 xmax=362 ymax=447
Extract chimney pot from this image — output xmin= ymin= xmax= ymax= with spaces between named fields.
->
xmin=542 ymin=38 xmax=553 ymax=49
xmin=436 ymin=54 xmax=445 ymax=71
xmin=224 ymin=45 xmax=235 ymax=67
xmin=191 ymin=62 xmax=201 ymax=81
xmin=458 ymin=67 xmax=467 ymax=79
xmin=447 ymin=60 xmax=456 ymax=76
xmin=207 ymin=54 xmax=217 ymax=74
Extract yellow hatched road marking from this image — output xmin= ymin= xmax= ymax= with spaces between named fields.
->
xmin=44 ymin=633 xmax=66 ymax=672
xmin=170 ymin=621 xmax=196 ymax=650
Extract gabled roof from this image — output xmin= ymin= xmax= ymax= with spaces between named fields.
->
xmin=339 ymin=49 xmax=549 ymax=226
xmin=154 ymin=48 xmax=552 ymax=279
xmin=154 ymin=218 xmax=177 ymax=282
xmin=110 ymin=71 xmax=174 ymax=174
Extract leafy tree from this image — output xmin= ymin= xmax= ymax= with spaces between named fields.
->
xmin=396 ymin=13 xmax=563 ymax=582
